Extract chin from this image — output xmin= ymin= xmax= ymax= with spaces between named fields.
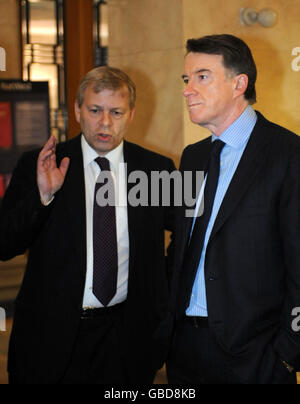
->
xmin=98 ymin=147 xmax=114 ymax=156
xmin=94 ymin=139 xmax=114 ymax=150
xmin=190 ymin=113 xmax=210 ymax=127
xmin=190 ymin=117 xmax=204 ymax=125
xmin=189 ymin=111 xmax=203 ymax=122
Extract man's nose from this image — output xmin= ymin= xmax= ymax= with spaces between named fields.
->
xmin=99 ymin=111 xmax=112 ymax=127
xmin=183 ymin=81 xmax=198 ymax=98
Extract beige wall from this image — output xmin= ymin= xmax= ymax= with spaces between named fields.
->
xmin=108 ymin=0 xmax=184 ymax=165
xmin=1 ymin=0 xmax=297 ymax=158
xmin=108 ymin=0 xmax=300 ymax=162
xmin=0 ymin=0 xmax=21 ymax=79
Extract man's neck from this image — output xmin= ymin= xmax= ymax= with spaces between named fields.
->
xmin=208 ymin=101 xmax=250 ymax=137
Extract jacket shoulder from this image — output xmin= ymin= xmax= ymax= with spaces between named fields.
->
xmin=180 ymin=136 xmax=212 ymax=170
xmin=17 ymin=135 xmax=81 ymax=164
xmin=255 ymin=112 xmax=300 ymax=150
xmin=183 ymin=136 xmax=212 ymax=155
xmin=124 ymin=140 xmax=175 ymax=169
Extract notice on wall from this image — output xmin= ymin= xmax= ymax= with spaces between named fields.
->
xmin=0 ymin=80 xmax=50 ymax=201
xmin=15 ymin=101 xmax=49 ymax=147
xmin=0 ymin=102 xmax=12 ymax=148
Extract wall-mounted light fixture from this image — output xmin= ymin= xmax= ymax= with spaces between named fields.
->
xmin=94 ymin=0 xmax=109 ymax=66
xmin=240 ymin=8 xmax=278 ymax=28
xmin=0 ymin=47 xmax=6 ymax=72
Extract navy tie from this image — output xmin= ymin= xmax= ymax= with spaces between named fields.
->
xmin=179 ymin=140 xmax=225 ymax=312
xmin=93 ymin=157 xmax=118 ymax=307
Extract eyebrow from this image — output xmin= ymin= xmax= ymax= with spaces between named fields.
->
xmin=182 ymin=69 xmax=212 ymax=79
xmin=87 ymin=104 xmax=125 ymax=110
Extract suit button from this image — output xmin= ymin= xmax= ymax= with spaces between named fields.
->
xmin=209 ymin=277 xmax=216 ymax=281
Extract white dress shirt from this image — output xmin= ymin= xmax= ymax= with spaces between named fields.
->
xmin=81 ymin=135 xmax=129 ymax=308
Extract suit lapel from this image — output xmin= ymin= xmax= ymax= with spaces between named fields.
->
xmin=178 ymin=138 xmax=212 ymax=267
xmin=123 ymin=141 xmax=143 ymax=279
xmin=59 ymin=136 xmax=87 ymax=276
xmin=209 ymin=113 xmax=269 ymax=242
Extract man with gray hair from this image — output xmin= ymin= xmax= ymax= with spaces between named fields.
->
xmin=0 ymin=66 xmax=175 ymax=384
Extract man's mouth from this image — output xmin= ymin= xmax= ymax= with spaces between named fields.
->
xmin=97 ymin=133 xmax=112 ymax=142
xmin=188 ymin=103 xmax=203 ymax=108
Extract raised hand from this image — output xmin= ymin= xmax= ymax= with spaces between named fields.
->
xmin=37 ymin=136 xmax=70 ymax=205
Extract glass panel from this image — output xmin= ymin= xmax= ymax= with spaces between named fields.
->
xmin=99 ymin=2 xmax=109 ymax=47
xmin=29 ymin=0 xmax=57 ymax=45
xmin=30 ymin=63 xmax=58 ymax=109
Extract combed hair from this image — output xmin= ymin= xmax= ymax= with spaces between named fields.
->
xmin=186 ymin=34 xmax=257 ymax=104
xmin=77 ymin=66 xmax=136 ymax=109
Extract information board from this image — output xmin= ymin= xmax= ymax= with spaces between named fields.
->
xmin=0 ymin=80 xmax=50 ymax=201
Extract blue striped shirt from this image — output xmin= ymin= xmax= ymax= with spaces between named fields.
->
xmin=186 ymin=105 xmax=257 ymax=317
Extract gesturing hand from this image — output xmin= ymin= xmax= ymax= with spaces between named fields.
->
xmin=37 ymin=136 xmax=70 ymax=205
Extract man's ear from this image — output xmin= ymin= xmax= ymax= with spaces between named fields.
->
xmin=234 ymin=74 xmax=249 ymax=98
xmin=129 ymin=107 xmax=136 ymax=122
xmin=74 ymin=101 xmax=81 ymax=124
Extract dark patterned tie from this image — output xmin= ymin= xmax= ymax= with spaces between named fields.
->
xmin=179 ymin=139 xmax=226 ymax=312
xmin=93 ymin=157 xmax=118 ymax=307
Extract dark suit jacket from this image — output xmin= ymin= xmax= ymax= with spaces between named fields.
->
xmin=159 ymin=112 xmax=300 ymax=384
xmin=0 ymin=135 xmax=175 ymax=384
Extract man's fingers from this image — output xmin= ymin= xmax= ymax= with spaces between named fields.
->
xmin=43 ymin=135 xmax=56 ymax=152
xmin=38 ymin=136 xmax=57 ymax=169
xmin=38 ymin=137 xmax=70 ymax=179
xmin=59 ymin=157 xmax=70 ymax=178
xmin=39 ymin=136 xmax=56 ymax=160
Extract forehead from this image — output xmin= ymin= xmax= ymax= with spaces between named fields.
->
xmin=184 ymin=52 xmax=225 ymax=75
xmin=83 ymin=84 xmax=130 ymax=106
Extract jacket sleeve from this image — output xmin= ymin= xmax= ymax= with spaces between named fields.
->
xmin=274 ymin=141 xmax=300 ymax=369
xmin=0 ymin=151 xmax=52 ymax=261
xmin=166 ymin=149 xmax=191 ymax=286
xmin=163 ymin=157 xmax=177 ymax=232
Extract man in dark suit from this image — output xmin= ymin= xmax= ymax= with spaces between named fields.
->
xmin=0 ymin=66 xmax=175 ymax=384
xmin=164 ymin=34 xmax=300 ymax=384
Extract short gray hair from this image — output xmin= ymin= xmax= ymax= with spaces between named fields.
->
xmin=77 ymin=66 xmax=136 ymax=109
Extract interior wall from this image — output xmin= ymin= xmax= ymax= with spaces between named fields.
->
xmin=0 ymin=0 xmax=21 ymax=79
xmin=108 ymin=0 xmax=184 ymax=165
xmin=183 ymin=0 xmax=300 ymax=146
xmin=1 ymin=0 xmax=299 ymax=156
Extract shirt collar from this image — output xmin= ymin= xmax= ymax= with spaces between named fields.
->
xmin=81 ymin=134 xmax=124 ymax=173
xmin=212 ymin=105 xmax=257 ymax=149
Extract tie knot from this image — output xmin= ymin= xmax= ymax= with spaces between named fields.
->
xmin=212 ymin=139 xmax=225 ymax=156
xmin=95 ymin=157 xmax=111 ymax=171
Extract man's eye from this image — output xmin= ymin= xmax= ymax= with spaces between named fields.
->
xmin=90 ymin=109 xmax=99 ymax=114
xmin=183 ymin=78 xmax=189 ymax=85
xmin=111 ymin=111 xmax=123 ymax=117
